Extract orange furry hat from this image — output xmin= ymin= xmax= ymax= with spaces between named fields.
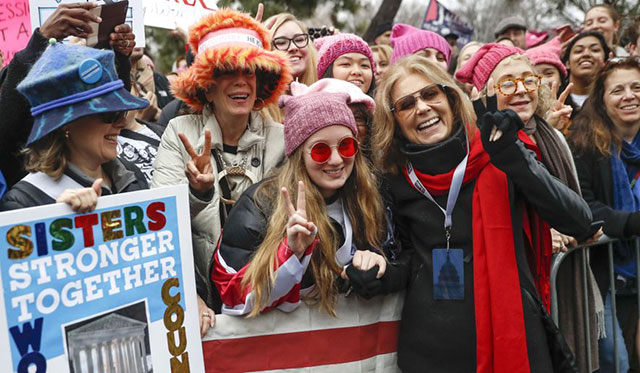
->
xmin=172 ymin=8 xmax=292 ymax=111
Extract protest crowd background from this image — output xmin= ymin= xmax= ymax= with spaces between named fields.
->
xmin=1 ymin=0 xmax=640 ymax=371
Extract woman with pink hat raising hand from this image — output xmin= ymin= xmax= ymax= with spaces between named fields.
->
xmin=211 ymin=91 xmax=390 ymax=316
xmin=152 ymin=9 xmax=292 ymax=330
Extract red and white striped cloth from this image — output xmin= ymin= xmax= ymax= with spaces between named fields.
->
xmin=202 ymin=292 xmax=404 ymax=372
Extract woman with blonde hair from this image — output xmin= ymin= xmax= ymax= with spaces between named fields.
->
xmin=371 ymin=44 xmax=392 ymax=84
xmin=263 ymin=13 xmax=318 ymax=122
xmin=350 ymin=54 xmax=591 ymax=371
xmin=211 ymin=91 xmax=388 ymax=316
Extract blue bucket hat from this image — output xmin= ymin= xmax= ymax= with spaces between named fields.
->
xmin=17 ymin=42 xmax=149 ymax=145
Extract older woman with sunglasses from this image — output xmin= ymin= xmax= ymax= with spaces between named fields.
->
xmin=211 ymin=91 xmax=389 ymax=316
xmin=350 ymin=54 xmax=591 ymax=371
xmin=1 ymin=43 xmax=149 ymax=212
xmin=568 ymin=56 xmax=640 ymax=373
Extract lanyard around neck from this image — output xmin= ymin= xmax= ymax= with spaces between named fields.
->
xmin=405 ymin=138 xmax=469 ymax=249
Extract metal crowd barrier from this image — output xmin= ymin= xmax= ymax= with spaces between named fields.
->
xmin=550 ymin=235 xmax=639 ymax=373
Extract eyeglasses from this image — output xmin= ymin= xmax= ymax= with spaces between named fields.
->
xmin=98 ymin=111 xmax=128 ymax=124
xmin=494 ymin=75 xmax=541 ymax=97
xmin=307 ymin=137 xmax=359 ymax=163
xmin=272 ymin=34 xmax=309 ymax=51
xmin=390 ymin=84 xmax=447 ymax=113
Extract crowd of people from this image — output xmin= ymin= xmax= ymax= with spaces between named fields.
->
xmin=1 ymin=1 xmax=640 ymax=371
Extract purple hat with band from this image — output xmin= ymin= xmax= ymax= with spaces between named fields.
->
xmin=18 ymin=43 xmax=149 ymax=145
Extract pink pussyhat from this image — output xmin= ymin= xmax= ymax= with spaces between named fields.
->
xmin=455 ymin=43 xmax=523 ymax=90
xmin=314 ymin=33 xmax=377 ymax=79
xmin=290 ymin=78 xmax=375 ymax=113
xmin=525 ymin=42 xmax=567 ymax=77
xmin=390 ymin=23 xmax=452 ymax=64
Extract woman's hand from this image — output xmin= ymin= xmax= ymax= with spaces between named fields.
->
xmin=109 ymin=24 xmax=136 ymax=56
xmin=282 ymin=181 xmax=317 ymax=259
xmin=343 ymin=250 xmax=386 ymax=279
xmin=57 ymin=178 xmax=102 ymax=213
xmin=545 ymin=82 xmax=573 ymax=130
xmin=551 ymin=228 xmax=577 ymax=254
xmin=197 ymin=295 xmax=215 ymax=337
xmin=179 ymin=129 xmax=214 ymax=193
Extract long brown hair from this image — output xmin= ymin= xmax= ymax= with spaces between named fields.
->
xmin=22 ymin=130 xmax=69 ymax=180
xmin=242 ymin=142 xmax=385 ymax=317
xmin=373 ymin=55 xmax=477 ymax=173
xmin=568 ymin=57 xmax=640 ymax=157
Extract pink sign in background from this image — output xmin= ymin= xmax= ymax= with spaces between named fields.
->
xmin=0 ymin=1 xmax=31 ymax=67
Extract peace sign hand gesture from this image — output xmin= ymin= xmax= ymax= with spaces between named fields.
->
xmin=282 ymin=181 xmax=318 ymax=259
xmin=179 ymin=129 xmax=214 ymax=192
xmin=545 ymin=82 xmax=573 ymax=130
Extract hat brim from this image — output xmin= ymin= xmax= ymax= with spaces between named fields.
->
xmin=172 ymin=45 xmax=292 ymax=111
xmin=27 ymin=88 xmax=149 ymax=145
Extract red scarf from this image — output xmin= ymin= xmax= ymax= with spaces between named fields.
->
xmin=403 ymin=131 xmax=552 ymax=373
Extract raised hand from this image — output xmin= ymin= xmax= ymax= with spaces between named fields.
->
xmin=57 ymin=178 xmax=102 ymax=213
xmin=40 ymin=2 xmax=102 ymax=41
xmin=179 ymin=129 xmax=214 ymax=193
xmin=282 ymin=181 xmax=317 ymax=258
xmin=546 ymin=82 xmax=573 ymax=130
xmin=109 ymin=24 xmax=136 ymax=56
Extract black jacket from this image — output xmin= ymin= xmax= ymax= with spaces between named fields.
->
xmin=570 ymin=146 xmax=636 ymax=296
xmin=375 ymin=128 xmax=591 ymax=372
xmin=0 ymin=159 xmax=147 ymax=211
xmin=0 ymin=30 xmax=132 ymax=188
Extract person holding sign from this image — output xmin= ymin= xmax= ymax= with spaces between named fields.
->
xmin=0 ymin=42 xmax=149 ymax=212
xmin=152 ymin=9 xmax=292 ymax=301
xmin=357 ymin=54 xmax=592 ymax=371
xmin=211 ymin=91 xmax=389 ymax=316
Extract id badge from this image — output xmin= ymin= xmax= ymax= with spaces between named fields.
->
xmin=433 ymin=248 xmax=464 ymax=300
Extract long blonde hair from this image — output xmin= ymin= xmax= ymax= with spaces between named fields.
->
xmin=23 ymin=130 xmax=69 ymax=180
xmin=242 ymin=144 xmax=385 ymax=317
xmin=263 ymin=14 xmax=319 ymax=122
xmin=373 ymin=55 xmax=477 ymax=173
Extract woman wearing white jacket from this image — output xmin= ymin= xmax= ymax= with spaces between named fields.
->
xmin=151 ymin=8 xmax=291 ymax=335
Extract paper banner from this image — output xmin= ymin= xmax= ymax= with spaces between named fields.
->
xmin=142 ymin=0 xmax=217 ymax=31
xmin=0 ymin=0 xmax=32 ymax=67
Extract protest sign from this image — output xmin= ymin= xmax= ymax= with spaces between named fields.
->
xmin=142 ymin=0 xmax=217 ymax=31
xmin=0 ymin=185 xmax=204 ymax=373
xmin=203 ymin=292 xmax=404 ymax=372
xmin=0 ymin=0 xmax=31 ymax=66
xmin=28 ymin=0 xmax=145 ymax=48
xmin=422 ymin=0 xmax=474 ymax=46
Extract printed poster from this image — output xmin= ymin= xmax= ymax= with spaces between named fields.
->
xmin=0 ymin=185 xmax=204 ymax=372
xmin=28 ymin=0 xmax=145 ymax=48
xmin=0 ymin=0 xmax=31 ymax=66
xmin=142 ymin=0 xmax=217 ymax=31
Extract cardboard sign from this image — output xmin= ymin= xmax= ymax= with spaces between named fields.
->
xmin=28 ymin=0 xmax=145 ymax=48
xmin=0 ymin=185 xmax=204 ymax=372
xmin=0 ymin=0 xmax=32 ymax=67
xmin=142 ymin=0 xmax=217 ymax=31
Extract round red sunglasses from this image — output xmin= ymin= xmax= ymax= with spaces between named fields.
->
xmin=307 ymin=137 xmax=359 ymax=163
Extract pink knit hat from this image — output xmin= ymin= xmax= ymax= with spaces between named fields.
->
xmin=279 ymin=92 xmax=357 ymax=156
xmin=314 ymin=33 xmax=377 ymax=79
xmin=290 ymin=78 xmax=375 ymax=113
xmin=454 ymin=43 xmax=523 ymax=90
xmin=390 ymin=24 xmax=452 ymax=64
xmin=525 ymin=43 xmax=567 ymax=77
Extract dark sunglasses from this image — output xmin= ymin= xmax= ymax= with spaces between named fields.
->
xmin=390 ymin=84 xmax=447 ymax=113
xmin=307 ymin=137 xmax=359 ymax=164
xmin=98 ymin=111 xmax=128 ymax=124
xmin=272 ymin=34 xmax=309 ymax=51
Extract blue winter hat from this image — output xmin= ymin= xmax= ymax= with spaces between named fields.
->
xmin=17 ymin=42 xmax=149 ymax=145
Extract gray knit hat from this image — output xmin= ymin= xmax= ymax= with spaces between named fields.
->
xmin=494 ymin=16 xmax=527 ymax=38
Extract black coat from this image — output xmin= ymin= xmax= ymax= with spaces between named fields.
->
xmin=0 ymin=159 xmax=147 ymax=211
xmin=571 ymin=146 xmax=633 ymax=297
xmin=377 ymin=128 xmax=592 ymax=372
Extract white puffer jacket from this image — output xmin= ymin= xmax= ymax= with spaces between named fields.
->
xmin=152 ymin=110 xmax=285 ymax=277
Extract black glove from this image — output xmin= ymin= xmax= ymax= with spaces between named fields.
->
xmin=346 ymin=265 xmax=382 ymax=300
xmin=479 ymin=109 xmax=524 ymax=156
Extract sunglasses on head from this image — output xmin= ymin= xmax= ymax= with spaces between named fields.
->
xmin=307 ymin=136 xmax=359 ymax=164
xmin=390 ymin=83 xmax=447 ymax=113
xmin=98 ymin=111 xmax=128 ymax=124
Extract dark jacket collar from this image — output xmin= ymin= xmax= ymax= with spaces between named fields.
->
xmin=401 ymin=123 xmax=467 ymax=175
xmin=65 ymin=159 xmax=138 ymax=195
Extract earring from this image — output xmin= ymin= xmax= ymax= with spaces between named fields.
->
xmin=253 ymin=97 xmax=265 ymax=111
xmin=64 ymin=130 xmax=70 ymax=139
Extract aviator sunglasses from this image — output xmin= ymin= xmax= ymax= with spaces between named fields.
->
xmin=307 ymin=136 xmax=359 ymax=164
xmin=390 ymin=84 xmax=447 ymax=113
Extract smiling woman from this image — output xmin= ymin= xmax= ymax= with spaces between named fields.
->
xmin=151 ymin=9 xmax=292 ymax=330
xmin=1 ymin=43 xmax=149 ymax=213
